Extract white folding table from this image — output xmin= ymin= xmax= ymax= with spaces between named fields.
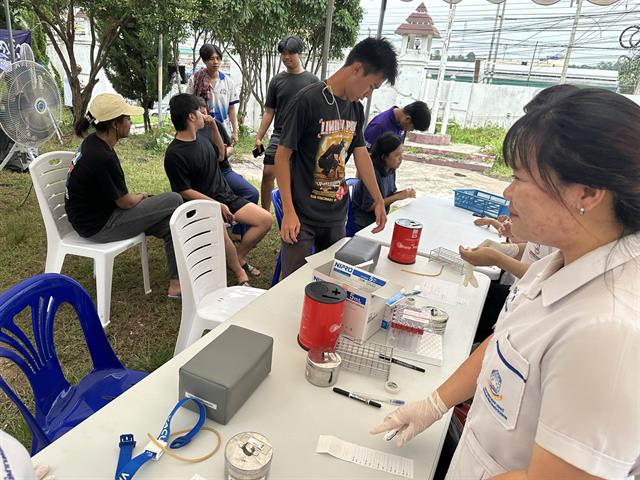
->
xmin=33 ymin=240 xmax=490 ymax=480
xmin=355 ymin=196 xmax=503 ymax=280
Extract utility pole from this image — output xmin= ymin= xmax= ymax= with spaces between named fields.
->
xmin=158 ymin=33 xmax=163 ymax=128
xmin=560 ymin=0 xmax=582 ymax=84
xmin=321 ymin=0 xmax=335 ymax=80
xmin=526 ymin=41 xmax=538 ymax=84
xmin=489 ymin=1 xmax=506 ymax=82
xmin=364 ymin=0 xmax=388 ymax=127
xmin=3 ymin=0 xmax=15 ymax=63
xmin=428 ymin=1 xmax=456 ymax=134
xmin=485 ymin=3 xmax=500 ymax=83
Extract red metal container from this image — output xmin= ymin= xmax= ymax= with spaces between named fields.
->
xmin=298 ymin=281 xmax=347 ymax=351
xmin=388 ymin=218 xmax=423 ymax=264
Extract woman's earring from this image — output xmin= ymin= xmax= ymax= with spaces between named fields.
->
xmin=579 ymin=207 xmax=585 ymax=216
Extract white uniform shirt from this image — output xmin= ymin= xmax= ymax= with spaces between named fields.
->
xmin=447 ymin=233 xmax=640 ymax=479
xmin=187 ymin=71 xmax=239 ymax=137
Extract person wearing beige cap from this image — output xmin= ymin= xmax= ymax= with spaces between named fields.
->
xmin=65 ymin=93 xmax=183 ymax=298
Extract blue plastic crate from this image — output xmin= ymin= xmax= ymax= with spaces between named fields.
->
xmin=453 ymin=189 xmax=510 ymax=219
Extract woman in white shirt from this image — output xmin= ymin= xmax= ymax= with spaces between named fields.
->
xmin=372 ymin=88 xmax=640 ymax=479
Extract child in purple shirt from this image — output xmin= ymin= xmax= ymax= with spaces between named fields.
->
xmin=364 ymin=101 xmax=430 ymax=148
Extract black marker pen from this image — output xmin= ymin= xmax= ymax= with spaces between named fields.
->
xmin=332 ymin=387 xmax=382 ymax=408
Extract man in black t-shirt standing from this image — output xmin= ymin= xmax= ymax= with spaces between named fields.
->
xmin=255 ymin=36 xmax=319 ymax=211
xmin=164 ymin=94 xmax=273 ymax=285
xmin=275 ymin=38 xmax=398 ymax=278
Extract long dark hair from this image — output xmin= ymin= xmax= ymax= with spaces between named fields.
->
xmin=370 ymin=132 xmax=402 ymax=176
xmin=503 ymin=88 xmax=640 ymax=234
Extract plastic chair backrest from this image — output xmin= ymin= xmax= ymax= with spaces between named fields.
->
xmin=345 ymin=177 xmax=359 ymax=237
xmin=271 ymin=188 xmax=283 ymax=230
xmin=170 ymin=200 xmax=227 ymax=306
xmin=0 ymin=273 xmax=125 ymax=452
xmin=29 ymin=151 xmax=76 ymax=241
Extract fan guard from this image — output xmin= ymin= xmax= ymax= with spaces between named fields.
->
xmin=0 ymin=60 xmax=62 ymax=148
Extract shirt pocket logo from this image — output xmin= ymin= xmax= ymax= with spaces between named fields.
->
xmin=480 ymin=332 xmax=529 ymax=430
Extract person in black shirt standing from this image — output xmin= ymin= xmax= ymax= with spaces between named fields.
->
xmin=164 ymin=94 xmax=273 ymax=284
xmin=254 ymin=36 xmax=319 ymax=211
xmin=275 ymin=37 xmax=398 ymax=278
xmin=65 ymin=93 xmax=183 ymax=297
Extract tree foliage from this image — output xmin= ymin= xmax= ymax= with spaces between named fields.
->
xmin=197 ymin=0 xmax=363 ymax=120
xmin=619 ymin=55 xmax=640 ymax=95
xmin=104 ymin=18 xmax=171 ymax=132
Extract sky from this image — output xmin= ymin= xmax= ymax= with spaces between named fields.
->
xmin=358 ymin=0 xmax=640 ymax=65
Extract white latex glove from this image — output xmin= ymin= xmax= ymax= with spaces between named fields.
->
xmin=462 ymin=261 xmax=479 ymax=288
xmin=478 ymin=239 xmax=519 ymax=258
xmin=35 ymin=465 xmax=55 ymax=480
xmin=370 ymin=391 xmax=449 ymax=447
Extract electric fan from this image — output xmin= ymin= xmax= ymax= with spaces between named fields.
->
xmin=0 ymin=60 xmax=62 ymax=171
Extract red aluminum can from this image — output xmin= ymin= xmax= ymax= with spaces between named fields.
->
xmin=298 ymin=281 xmax=347 ymax=351
xmin=388 ymin=218 xmax=423 ymax=264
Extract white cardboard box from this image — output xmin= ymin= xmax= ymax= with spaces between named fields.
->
xmin=310 ymin=259 xmax=402 ymax=342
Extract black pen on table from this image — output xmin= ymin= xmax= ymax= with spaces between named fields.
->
xmin=379 ymin=355 xmax=426 ymax=373
xmin=332 ymin=387 xmax=382 ymax=408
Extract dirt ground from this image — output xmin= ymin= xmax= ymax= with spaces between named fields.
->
xmin=231 ymin=154 xmax=510 ymax=208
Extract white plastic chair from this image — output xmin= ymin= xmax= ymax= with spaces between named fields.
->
xmin=29 ymin=151 xmax=151 ymax=327
xmin=170 ymin=199 xmax=265 ymax=355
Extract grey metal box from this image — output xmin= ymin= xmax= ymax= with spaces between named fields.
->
xmin=335 ymin=236 xmax=381 ymax=272
xmin=179 ymin=325 xmax=273 ymax=425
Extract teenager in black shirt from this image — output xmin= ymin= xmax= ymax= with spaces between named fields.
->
xmin=275 ymin=37 xmax=398 ymax=277
xmin=164 ymin=94 xmax=272 ymax=285
xmin=65 ymin=93 xmax=183 ymax=297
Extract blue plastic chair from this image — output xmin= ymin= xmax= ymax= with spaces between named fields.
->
xmin=271 ymin=180 xmax=359 ymax=286
xmin=271 ymin=188 xmax=284 ymax=287
xmin=0 ymin=273 xmax=147 ymax=454
xmin=345 ymin=177 xmax=359 ymax=237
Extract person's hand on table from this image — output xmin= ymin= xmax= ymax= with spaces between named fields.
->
xmin=280 ymin=211 xmax=300 ymax=244
xmin=459 ymin=245 xmax=499 ymax=267
xmin=473 ymin=217 xmax=502 ymax=231
xmin=371 ymin=199 xmax=387 ymax=233
xmin=370 ymin=391 xmax=449 ymax=447
xmin=398 ymin=188 xmax=416 ymax=200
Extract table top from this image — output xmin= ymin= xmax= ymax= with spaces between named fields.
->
xmin=33 ymin=240 xmax=490 ymax=480
xmin=356 ymin=196 xmax=502 ymax=280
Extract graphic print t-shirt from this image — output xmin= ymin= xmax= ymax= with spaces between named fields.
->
xmin=278 ymin=82 xmax=365 ymax=227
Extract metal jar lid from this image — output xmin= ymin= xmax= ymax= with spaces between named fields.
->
xmin=307 ymin=348 xmax=341 ymax=369
xmin=305 ymin=281 xmax=347 ymax=304
xmin=225 ymin=432 xmax=273 ymax=480
xmin=396 ymin=218 xmax=423 ymax=230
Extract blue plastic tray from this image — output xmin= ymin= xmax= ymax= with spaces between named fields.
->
xmin=453 ymin=189 xmax=510 ymax=219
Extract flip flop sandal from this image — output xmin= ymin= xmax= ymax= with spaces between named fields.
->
xmin=241 ymin=262 xmax=261 ymax=278
xmin=167 ymin=293 xmax=181 ymax=300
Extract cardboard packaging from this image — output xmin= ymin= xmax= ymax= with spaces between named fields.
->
xmin=179 ymin=325 xmax=273 ymax=424
xmin=311 ymin=259 xmax=401 ymax=342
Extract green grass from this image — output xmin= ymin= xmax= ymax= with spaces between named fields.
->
xmin=446 ymin=121 xmax=511 ymax=179
xmin=0 ymin=127 xmax=280 ymax=449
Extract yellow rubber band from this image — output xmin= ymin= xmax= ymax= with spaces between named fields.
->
xmin=401 ymin=265 xmax=444 ymax=277
xmin=145 ymin=426 xmax=222 ymax=463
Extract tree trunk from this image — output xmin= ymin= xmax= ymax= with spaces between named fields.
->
xmin=143 ymin=108 xmax=151 ymax=132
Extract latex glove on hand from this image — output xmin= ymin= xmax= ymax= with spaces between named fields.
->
xmin=462 ymin=261 xmax=478 ymax=288
xmin=35 ymin=465 xmax=55 ymax=480
xmin=478 ymin=239 xmax=520 ymax=258
xmin=370 ymin=391 xmax=449 ymax=447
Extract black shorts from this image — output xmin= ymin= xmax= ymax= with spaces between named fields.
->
xmin=215 ymin=193 xmax=250 ymax=214
xmin=263 ymin=133 xmax=280 ymax=166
